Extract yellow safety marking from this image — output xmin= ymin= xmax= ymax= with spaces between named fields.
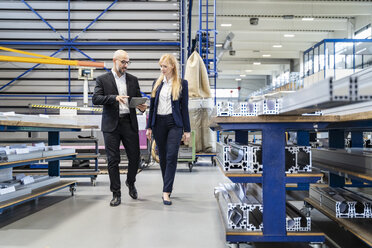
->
xmin=0 ymin=46 xmax=61 ymax=60
xmin=30 ymin=104 xmax=102 ymax=112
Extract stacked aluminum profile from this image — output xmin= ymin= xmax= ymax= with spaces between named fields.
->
xmin=286 ymin=203 xmax=311 ymax=231
xmin=216 ymin=142 xmax=249 ymax=172
xmin=215 ymin=183 xmax=311 ymax=232
xmin=286 ymin=146 xmax=312 ymax=173
xmin=256 ymin=99 xmax=281 ymax=115
xmin=216 ymin=142 xmax=311 ymax=174
xmin=214 ymin=183 xmax=263 ymax=231
xmin=312 ymin=148 xmax=372 ymax=176
xmin=217 ymin=101 xmax=232 ymax=116
xmin=310 ymin=186 xmax=372 ymax=218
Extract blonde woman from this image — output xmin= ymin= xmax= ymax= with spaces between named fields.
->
xmin=146 ymin=54 xmax=191 ymax=205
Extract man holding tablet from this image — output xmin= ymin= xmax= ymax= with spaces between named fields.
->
xmin=93 ymin=50 xmax=147 ymax=207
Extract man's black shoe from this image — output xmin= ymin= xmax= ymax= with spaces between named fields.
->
xmin=125 ymin=180 xmax=138 ymax=199
xmin=110 ymin=197 xmax=121 ymax=207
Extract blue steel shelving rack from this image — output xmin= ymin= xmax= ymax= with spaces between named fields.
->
xmin=0 ymin=0 xmax=184 ymax=100
xmin=213 ymin=114 xmax=372 ymax=245
xmin=212 ymin=116 xmax=330 ymax=244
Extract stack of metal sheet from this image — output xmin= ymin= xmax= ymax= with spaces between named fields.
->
xmin=0 ymin=175 xmax=60 ymax=202
xmin=0 ymin=143 xmax=75 ymax=163
xmin=309 ymin=186 xmax=372 ymax=218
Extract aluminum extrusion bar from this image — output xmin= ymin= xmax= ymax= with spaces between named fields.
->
xmin=280 ymin=77 xmax=352 ymax=115
xmin=353 ymin=67 xmax=372 ymax=101
xmin=312 ymin=148 xmax=372 ymax=176
xmin=309 ymin=186 xmax=372 ymax=218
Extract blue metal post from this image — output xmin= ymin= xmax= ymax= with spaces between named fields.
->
xmin=329 ymin=130 xmax=344 ymax=149
xmin=329 ymin=129 xmax=345 ymax=187
xmin=48 ymin=131 xmax=60 ymax=177
xmin=262 ymin=126 xmax=286 ymax=236
xmin=351 ymin=131 xmax=364 ymax=148
xmin=68 ymin=46 xmax=71 ymax=101
xmin=187 ymin=0 xmax=193 ymax=57
xmin=297 ymin=131 xmax=310 ymax=146
xmin=235 ymin=130 xmax=248 ymax=145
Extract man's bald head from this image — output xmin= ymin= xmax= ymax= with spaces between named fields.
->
xmin=113 ymin=50 xmax=128 ymax=60
xmin=113 ymin=50 xmax=130 ymax=77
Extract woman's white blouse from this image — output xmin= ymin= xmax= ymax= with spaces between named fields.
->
xmin=157 ymin=78 xmax=173 ymax=115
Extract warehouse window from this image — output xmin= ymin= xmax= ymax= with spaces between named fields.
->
xmin=354 ymin=24 xmax=371 ymax=39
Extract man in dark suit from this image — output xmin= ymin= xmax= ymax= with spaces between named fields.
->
xmin=92 ymin=50 xmax=146 ymax=207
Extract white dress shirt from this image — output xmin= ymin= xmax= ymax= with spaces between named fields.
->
xmin=112 ymin=69 xmax=129 ymax=114
xmin=157 ymin=78 xmax=173 ymax=115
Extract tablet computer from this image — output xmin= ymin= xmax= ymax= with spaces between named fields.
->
xmin=129 ymin=97 xmax=147 ymax=108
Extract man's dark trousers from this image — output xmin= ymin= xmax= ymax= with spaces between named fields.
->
xmin=103 ymin=114 xmax=140 ymax=197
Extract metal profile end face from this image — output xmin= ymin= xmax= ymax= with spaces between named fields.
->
xmin=250 ymin=146 xmax=263 ymax=173
xmin=297 ymin=146 xmax=312 ymax=172
xmin=299 ymin=217 xmax=311 ymax=231
xmin=247 ymin=204 xmax=263 ymax=231
xmin=228 ymin=204 xmax=247 ymax=229
xmin=285 ymin=146 xmax=297 ymax=173
xmin=217 ymin=101 xmax=232 ymax=116
xmin=286 ymin=218 xmax=297 ymax=231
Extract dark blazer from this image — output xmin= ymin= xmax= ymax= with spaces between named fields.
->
xmin=92 ymin=71 xmax=142 ymax=132
xmin=146 ymin=79 xmax=191 ymax=132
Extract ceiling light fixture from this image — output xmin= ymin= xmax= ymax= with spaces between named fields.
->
xmin=235 ymin=78 xmax=242 ymax=81
xmin=284 ymin=34 xmax=295 ymax=38
xmin=262 ymin=54 xmax=271 ymax=57
xmin=245 ymin=70 xmax=252 ymax=72
xmin=240 ymin=74 xmax=246 ymax=77
xmin=273 ymin=44 xmax=282 ymax=48
xmin=221 ymin=23 xmax=232 ymax=27
xmin=216 ymin=44 xmax=223 ymax=47
xmin=253 ymin=62 xmax=261 ymax=65
xmin=302 ymin=17 xmax=314 ymax=21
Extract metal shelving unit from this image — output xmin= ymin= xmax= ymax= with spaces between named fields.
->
xmin=211 ymin=116 xmax=328 ymax=244
xmin=212 ymin=111 xmax=372 ymax=246
xmin=0 ymin=119 xmax=97 ymax=214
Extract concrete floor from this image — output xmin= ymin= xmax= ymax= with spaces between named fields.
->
xmin=0 ymin=163 xmax=229 ymax=248
xmin=0 ymin=162 xmax=368 ymax=248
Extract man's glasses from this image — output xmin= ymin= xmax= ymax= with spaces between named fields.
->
xmin=119 ymin=60 xmax=131 ymax=66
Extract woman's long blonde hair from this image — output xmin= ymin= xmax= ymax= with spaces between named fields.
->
xmin=151 ymin=54 xmax=182 ymax=101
